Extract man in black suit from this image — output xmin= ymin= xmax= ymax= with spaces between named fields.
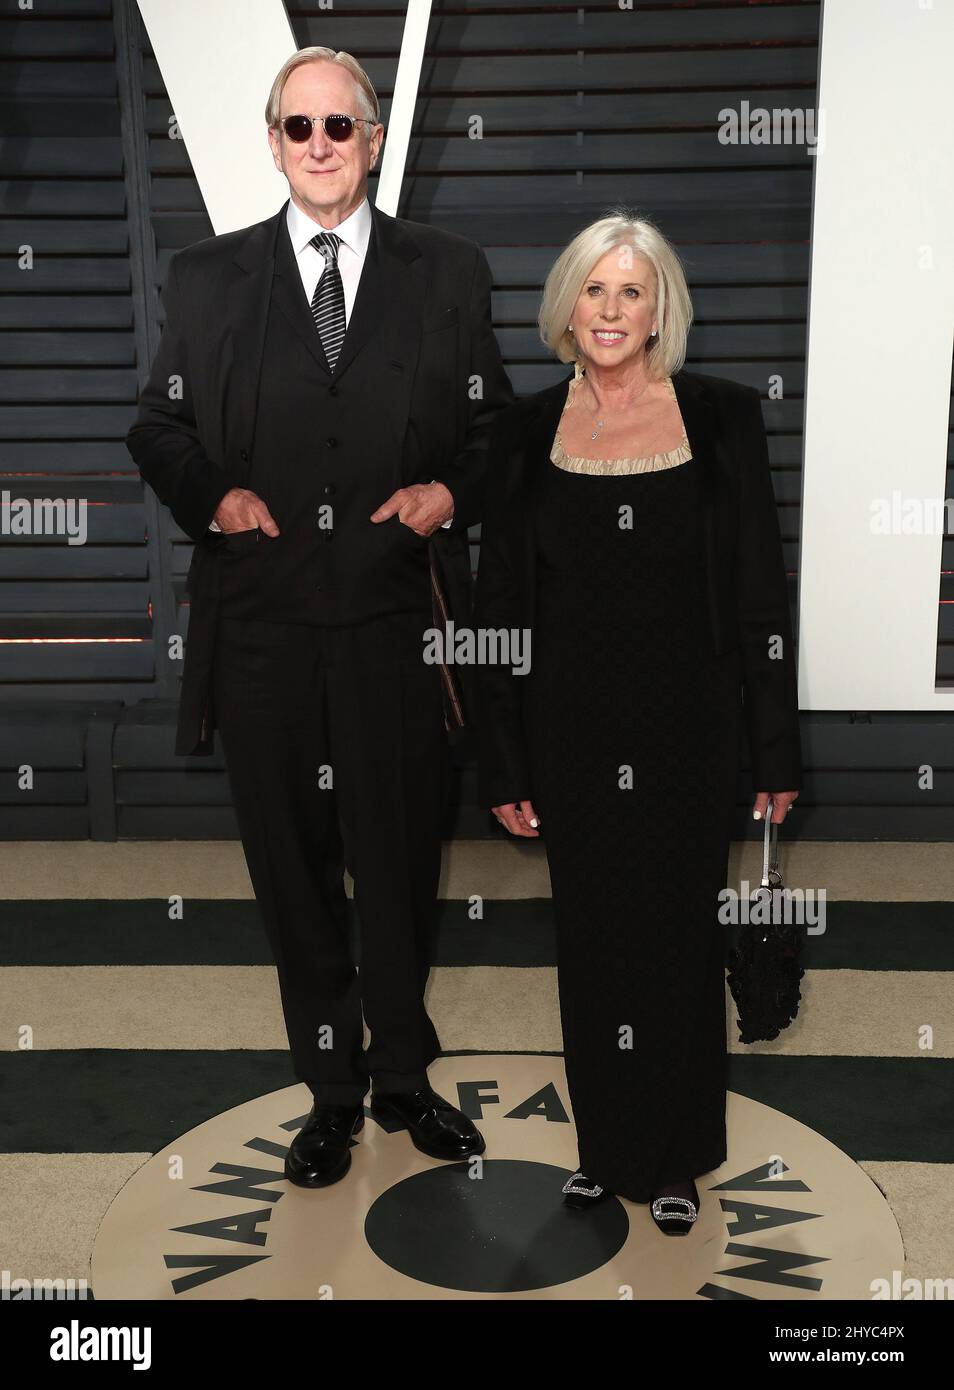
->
xmin=126 ymin=47 xmax=515 ymax=1187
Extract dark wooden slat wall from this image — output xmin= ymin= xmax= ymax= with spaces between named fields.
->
xmin=2 ymin=0 xmax=953 ymax=839
xmin=0 ymin=0 xmax=161 ymax=841
xmin=0 ymin=0 xmax=149 ymax=686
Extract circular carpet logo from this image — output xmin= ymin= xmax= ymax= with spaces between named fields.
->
xmin=91 ymin=1055 xmax=902 ymax=1300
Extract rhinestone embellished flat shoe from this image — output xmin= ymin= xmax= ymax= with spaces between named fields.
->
xmin=561 ymin=1170 xmax=612 ymax=1210
xmin=650 ymin=1179 xmax=700 ymax=1235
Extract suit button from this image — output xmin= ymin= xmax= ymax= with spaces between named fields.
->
xmin=328 ymin=385 xmax=338 ymax=396
xmin=240 ymin=450 xmax=248 ymax=461
xmin=323 ymin=484 xmax=336 ymax=496
xmin=326 ymin=437 xmax=338 ymax=447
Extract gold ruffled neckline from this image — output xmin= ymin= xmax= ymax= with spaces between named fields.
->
xmin=550 ymin=363 xmax=693 ymax=475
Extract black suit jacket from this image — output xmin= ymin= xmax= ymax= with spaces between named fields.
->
xmin=126 ymin=198 xmax=515 ymax=754
xmin=473 ymin=366 xmax=803 ymax=810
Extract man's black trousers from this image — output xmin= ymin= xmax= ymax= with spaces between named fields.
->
xmin=212 ymin=610 xmax=448 ymax=1105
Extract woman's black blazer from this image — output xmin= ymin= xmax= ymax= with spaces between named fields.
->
xmin=472 ymin=365 xmax=803 ymax=811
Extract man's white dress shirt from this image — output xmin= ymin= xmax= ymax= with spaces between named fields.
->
xmin=285 ymin=192 xmax=371 ymax=322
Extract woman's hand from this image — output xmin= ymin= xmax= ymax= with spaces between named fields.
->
xmin=753 ymin=790 xmax=799 ymax=823
xmin=492 ymin=800 xmax=542 ymax=837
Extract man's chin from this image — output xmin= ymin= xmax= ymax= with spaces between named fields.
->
xmin=302 ymin=172 xmax=342 ymax=188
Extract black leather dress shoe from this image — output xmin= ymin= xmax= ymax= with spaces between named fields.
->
xmin=284 ymin=1102 xmax=365 ymax=1188
xmin=369 ymin=1086 xmax=485 ymax=1161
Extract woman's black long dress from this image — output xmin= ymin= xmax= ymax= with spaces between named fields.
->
xmin=524 ymin=407 xmax=743 ymax=1204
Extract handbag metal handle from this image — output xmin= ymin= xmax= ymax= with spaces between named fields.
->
xmin=760 ymin=797 xmax=783 ymax=889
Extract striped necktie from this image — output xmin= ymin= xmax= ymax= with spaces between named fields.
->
xmin=309 ymin=231 xmax=346 ymax=371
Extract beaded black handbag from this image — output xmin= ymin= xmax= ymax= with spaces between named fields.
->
xmin=726 ymin=799 xmax=806 ymax=1044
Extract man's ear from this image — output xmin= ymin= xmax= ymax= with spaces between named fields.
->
xmin=266 ymin=126 xmax=283 ymax=172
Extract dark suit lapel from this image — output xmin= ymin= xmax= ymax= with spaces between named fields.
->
xmin=332 ymin=200 xmax=423 ymax=380
xmin=270 ymin=210 xmax=332 ymax=375
xmin=267 ymin=199 xmax=424 ymax=384
xmin=225 ymin=206 xmax=286 ymax=452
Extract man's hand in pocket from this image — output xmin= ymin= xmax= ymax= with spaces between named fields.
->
xmin=213 ymin=488 xmax=280 ymax=536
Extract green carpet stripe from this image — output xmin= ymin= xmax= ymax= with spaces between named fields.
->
xmin=0 ymin=1051 xmax=950 ymax=1163
xmin=2 ymin=900 xmax=954 ymax=968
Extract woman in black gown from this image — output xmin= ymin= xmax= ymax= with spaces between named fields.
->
xmin=473 ymin=211 xmax=802 ymax=1234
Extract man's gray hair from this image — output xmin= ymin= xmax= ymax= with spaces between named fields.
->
xmin=265 ymin=46 xmax=381 ymax=128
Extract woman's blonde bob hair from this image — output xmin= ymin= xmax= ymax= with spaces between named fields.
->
xmin=539 ymin=209 xmax=693 ymax=378
xmin=265 ymin=46 xmax=381 ymax=129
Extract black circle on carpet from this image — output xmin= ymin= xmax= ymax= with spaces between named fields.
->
xmin=364 ymin=1160 xmax=629 ymax=1293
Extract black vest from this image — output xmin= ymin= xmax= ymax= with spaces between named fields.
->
xmin=216 ymin=217 xmax=433 ymax=624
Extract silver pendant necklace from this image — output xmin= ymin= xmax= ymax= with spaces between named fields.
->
xmin=584 ymin=374 xmax=652 ymax=441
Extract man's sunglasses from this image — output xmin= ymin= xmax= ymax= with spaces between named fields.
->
xmin=280 ymin=114 xmax=376 ymax=143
